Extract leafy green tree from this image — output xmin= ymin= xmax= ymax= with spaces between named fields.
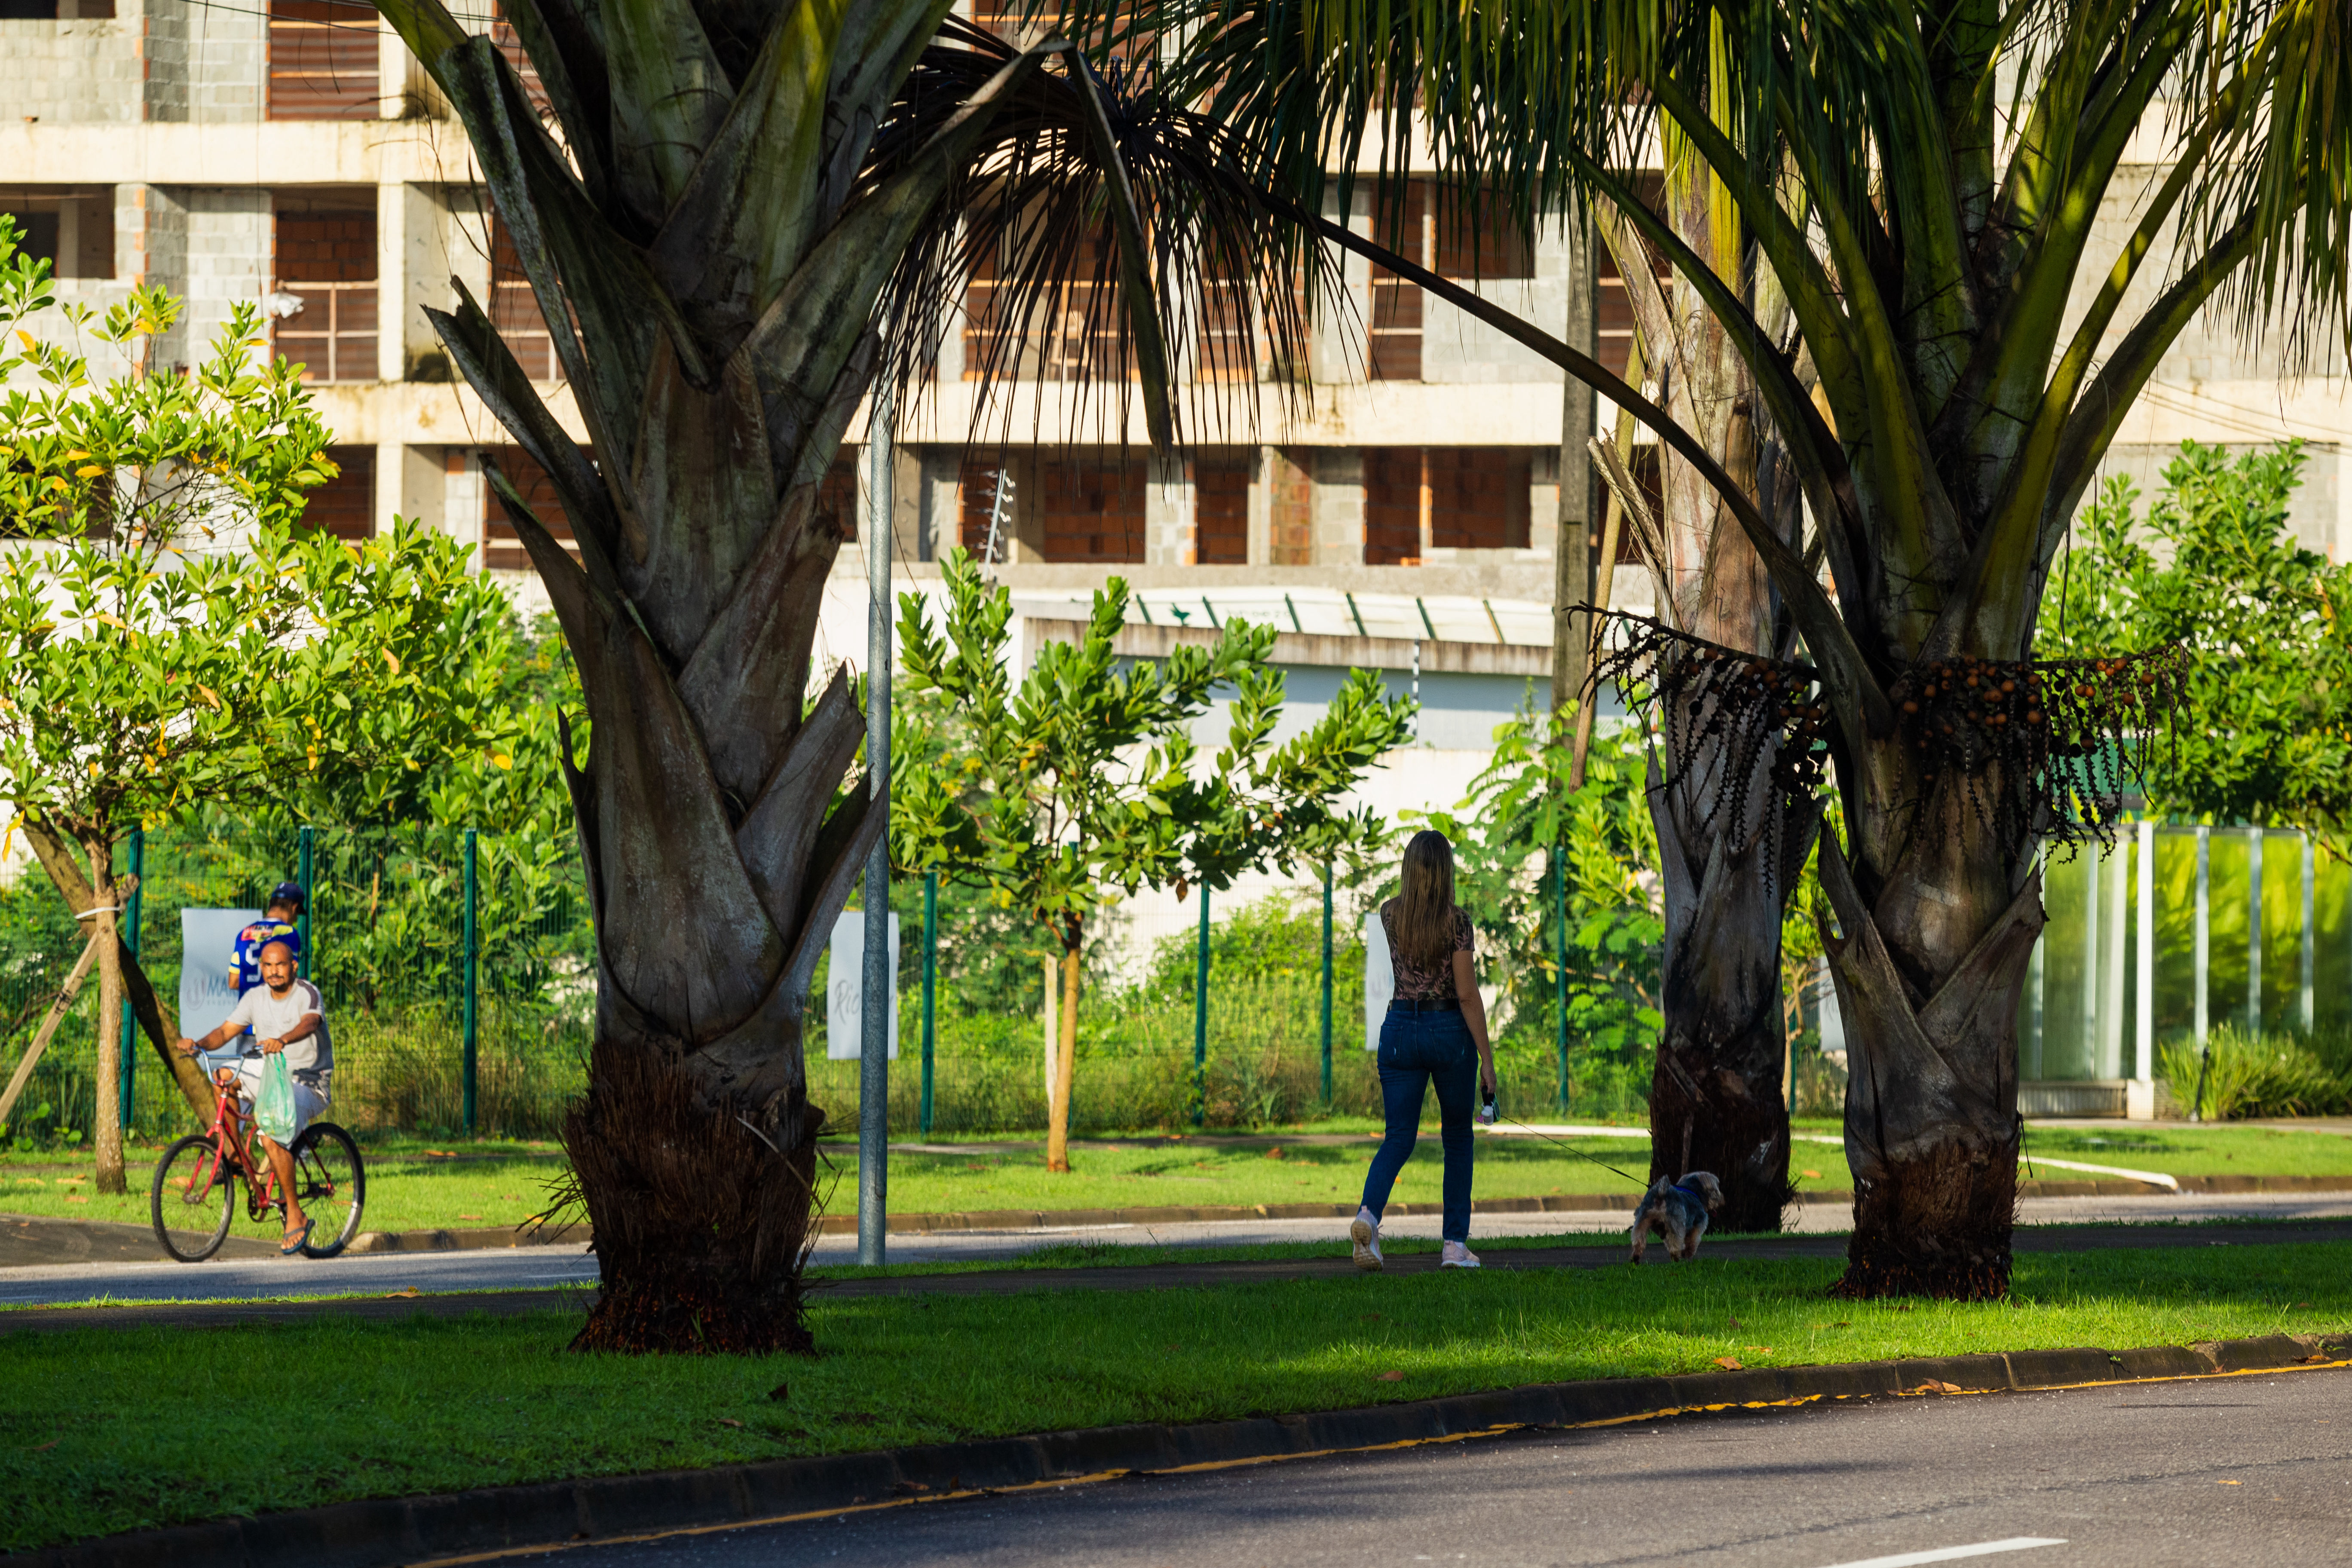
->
xmin=1116 ymin=0 xmax=2346 ymax=1297
xmin=894 ymin=549 xmax=1412 ymax=1170
xmin=2042 ymin=442 xmax=2352 ymax=852
xmin=363 ymin=0 xmax=1313 ymax=1349
xmin=0 ymin=230 xmax=518 ymax=1194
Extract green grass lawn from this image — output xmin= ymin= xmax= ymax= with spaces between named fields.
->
xmin=0 ymin=1136 xmax=569 ymax=1236
xmin=3 ymin=1121 xmax=2346 ymax=1240
xmin=2019 ymin=1122 xmax=2352 ymax=1177
xmin=3 ymin=1241 xmax=2345 ymax=1551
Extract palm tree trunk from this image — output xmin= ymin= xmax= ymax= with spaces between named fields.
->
xmin=1647 ymin=740 xmax=1819 ymax=1230
xmin=1819 ymin=762 xmax=2041 ymax=1300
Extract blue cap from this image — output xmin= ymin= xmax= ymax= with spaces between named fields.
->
xmin=269 ymin=881 xmax=306 ymax=909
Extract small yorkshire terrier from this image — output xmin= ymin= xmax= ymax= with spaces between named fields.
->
xmin=1628 ymin=1171 xmax=1725 ymax=1263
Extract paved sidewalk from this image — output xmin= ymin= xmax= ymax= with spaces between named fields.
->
xmin=6 ymin=1187 xmax=2350 ymax=1311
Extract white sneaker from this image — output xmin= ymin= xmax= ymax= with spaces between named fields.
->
xmin=1441 ymin=1240 xmax=1481 ymax=1268
xmin=1350 ymin=1210 xmax=1383 ymax=1271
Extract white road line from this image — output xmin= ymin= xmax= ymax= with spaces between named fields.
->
xmin=1813 ymin=1539 xmax=2067 ymax=1568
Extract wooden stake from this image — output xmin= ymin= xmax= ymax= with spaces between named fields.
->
xmin=0 ymin=931 xmax=103 ymax=1132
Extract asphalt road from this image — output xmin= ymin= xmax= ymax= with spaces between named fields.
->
xmin=506 ymin=1368 xmax=2352 ymax=1568
xmin=5 ymin=1190 xmax=2352 ymax=1307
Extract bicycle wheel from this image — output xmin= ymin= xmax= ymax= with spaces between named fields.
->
xmin=150 ymin=1134 xmax=236 ymax=1263
xmin=292 ymin=1122 xmax=365 ymax=1258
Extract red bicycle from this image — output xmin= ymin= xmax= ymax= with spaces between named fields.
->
xmin=149 ymin=1062 xmax=366 ymax=1262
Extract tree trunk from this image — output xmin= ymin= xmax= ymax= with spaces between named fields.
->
xmin=1598 ymin=197 xmax=1813 ymax=1231
xmin=1046 ymin=943 xmax=1080 ymax=1173
xmin=85 ymin=836 xmax=125 ymax=1194
xmin=1817 ymin=768 xmax=2040 ymax=1301
xmin=1647 ymin=739 xmax=1820 ymax=1230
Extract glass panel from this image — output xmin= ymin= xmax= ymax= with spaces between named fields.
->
xmin=2037 ymin=846 xmax=2095 ymax=1079
xmin=2205 ymin=830 xmax=2252 ymax=1034
xmin=2150 ymin=829 xmax=2199 ymax=1041
xmin=2260 ymin=831 xmax=2305 ymax=1035
xmin=2319 ymin=851 xmax=2351 ymax=1035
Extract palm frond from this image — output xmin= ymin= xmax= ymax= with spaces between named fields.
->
xmin=872 ymin=15 xmax=1337 ymax=452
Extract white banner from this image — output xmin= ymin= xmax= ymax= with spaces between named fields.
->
xmin=1362 ymin=910 xmax=1393 ymax=1050
xmin=179 ymin=908 xmax=262 ymax=1045
xmin=826 ymin=910 xmax=900 ymax=1060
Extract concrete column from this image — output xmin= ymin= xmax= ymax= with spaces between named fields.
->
xmin=373 ymin=440 xmax=405 ymax=537
xmin=115 ymin=182 xmax=186 ymax=290
xmin=2130 ymin=819 xmax=2155 ymax=1119
xmin=1313 ymin=448 xmax=1363 ymax=567
xmin=398 ymin=443 xmax=447 ymax=540
xmin=375 ymin=183 xmax=406 ymax=384
xmin=1247 ymin=447 xmax=1274 ymax=565
xmin=1145 ymin=449 xmax=1190 ymax=565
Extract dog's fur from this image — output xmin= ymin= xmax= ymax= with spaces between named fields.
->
xmin=1628 ymin=1171 xmax=1725 ymax=1262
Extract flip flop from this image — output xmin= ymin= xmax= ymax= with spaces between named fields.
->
xmin=280 ymin=1219 xmax=315 ymax=1256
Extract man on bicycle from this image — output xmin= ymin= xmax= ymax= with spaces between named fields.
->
xmin=177 ymin=940 xmax=334 ymax=1254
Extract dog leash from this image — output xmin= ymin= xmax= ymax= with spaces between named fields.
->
xmin=1492 ymin=1113 xmax=1651 ymax=1186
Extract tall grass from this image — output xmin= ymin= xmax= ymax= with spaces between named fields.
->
xmin=2157 ymin=1026 xmax=2352 ymax=1120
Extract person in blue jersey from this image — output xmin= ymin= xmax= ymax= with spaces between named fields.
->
xmin=230 ymin=882 xmax=305 ymax=996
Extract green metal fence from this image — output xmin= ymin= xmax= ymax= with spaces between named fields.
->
xmin=1 ymin=827 xmax=1649 ymax=1146
xmin=0 ymin=823 xmax=593 ymax=1145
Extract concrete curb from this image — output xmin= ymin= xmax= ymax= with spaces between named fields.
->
xmin=344 ymin=1173 xmax=2352 ymax=1253
xmin=18 ymin=1330 xmax=2348 ymax=1568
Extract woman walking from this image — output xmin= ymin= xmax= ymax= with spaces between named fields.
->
xmin=1352 ymin=829 xmax=1497 ymax=1271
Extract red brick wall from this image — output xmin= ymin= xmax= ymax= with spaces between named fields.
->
xmin=1427 ymin=449 xmax=1530 ymax=550
xmin=489 ymin=215 xmax=562 ymax=383
xmin=1367 ymin=184 xmax=1424 ymax=383
xmin=276 ymin=210 xmax=376 ymax=282
xmin=1268 ymin=448 xmax=1313 ymax=565
xmin=1362 ymin=447 xmax=1421 ymax=565
xmin=481 ymin=446 xmax=582 ymax=573
xmin=1192 ymin=452 xmax=1249 ymax=565
xmin=1038 ymin=459 xmax=1144 ymax=563
xmin=959 ymin=455 xmax=1011 ymax=557
xmin=298 ymin=446 xmax=374 ymax=540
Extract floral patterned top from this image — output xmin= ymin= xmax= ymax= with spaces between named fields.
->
xmin=1382 ymin=903 xmax=1474 ymax=1001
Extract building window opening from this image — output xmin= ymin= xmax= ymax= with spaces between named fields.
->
xmin=1191 ymin=451 xmax=1250 ymax=565
xmin=274 ymin=202 xmax=378 ymax=384
xmin=268 ymin=0 xmax=381 ymax=120
xmin=300 ymin=446 xmax=375 ymax=540
xmin=0 ymin=189 xmax=114 ymax=279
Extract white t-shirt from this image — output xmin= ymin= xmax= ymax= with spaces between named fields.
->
xmin=224 ymin=980 xmax=333 ymax=1089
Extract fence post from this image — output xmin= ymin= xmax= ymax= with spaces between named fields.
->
xmin=858 ymin=386 xmax=894 ymax=1269
xmin=2300 ymin=833 xmax=2315 ymax=1036
xmin=1319 ymin=864 xmax=1333 ymax=1106
xmin=1554 ymin=844 xmax=1569 ymax=1111
xmin=118 ymin=826 xmax=142 ymax=1134
xmin=1192 ymin=881 xmax=1209 ymax=1127
xmin=920 ymin=869 xmax=937 ymax=1136
xmin=296 ymin=824 xmax=314 ymax=979
xmin=462 ymin=827 xmax=478 ymax=1134
xmin=2135 ymin=820 xmax=2154 ymax=1092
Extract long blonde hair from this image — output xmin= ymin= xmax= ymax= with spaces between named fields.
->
xmin=1387 ymin=830 xmax=1460 ymax=969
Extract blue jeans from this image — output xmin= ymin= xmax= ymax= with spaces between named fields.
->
xmin=1359 ymin=1005 xmax=1477 ymax=1242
